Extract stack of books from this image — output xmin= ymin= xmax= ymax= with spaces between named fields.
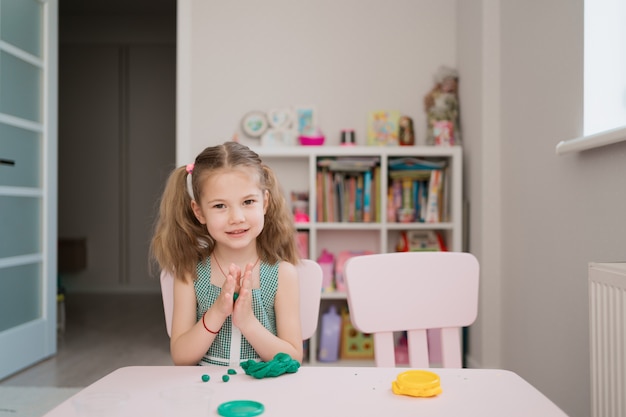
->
xmin=315 ymin=157 xmax=380 ymax=223
xmin=386 ymin=157 xmax=449 ymax=223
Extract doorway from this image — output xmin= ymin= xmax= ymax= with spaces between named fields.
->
xmin=58 ymin=0 xmax=176 ymax=293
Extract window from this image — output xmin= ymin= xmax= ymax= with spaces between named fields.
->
xmin=584 ymin=0 xmax=626 ymax=136
xmin=559 ymin=0 xmax=626 ymax=154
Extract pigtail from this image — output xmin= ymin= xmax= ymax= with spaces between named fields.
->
xmin=257 ymin=164 xmax=300 ymax=265
xmin=150 ymin=166 xmax=209 ymax=279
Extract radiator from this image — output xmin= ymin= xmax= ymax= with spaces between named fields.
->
xmin=589 ymin=262 xmax=626 ymax=417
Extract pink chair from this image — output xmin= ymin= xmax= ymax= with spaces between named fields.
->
xmin=344 ymin=251 xmax=479 ymax=368
xmin=160 ymin=259 xmax=323 ymax=340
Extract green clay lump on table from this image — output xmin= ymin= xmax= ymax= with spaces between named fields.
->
xmin=240 ymin=353 xmax=300 ymax=379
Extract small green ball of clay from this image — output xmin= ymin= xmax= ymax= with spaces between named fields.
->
xmin=227 ymin=368 xmax=237 ymax=375
xmin=201 ymin=374 xmax=210 ymax=382
xmin=222 ymin=374 xmax=230 ymax=382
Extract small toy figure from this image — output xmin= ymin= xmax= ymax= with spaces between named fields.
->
xmin=398 ymin=116 xmax=415 ymax=146
xmin=424 ymin=66 xmax=461 ymax=146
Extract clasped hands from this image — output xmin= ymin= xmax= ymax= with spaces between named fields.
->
xmin=216 ymin=262 xmax=256 ymax=329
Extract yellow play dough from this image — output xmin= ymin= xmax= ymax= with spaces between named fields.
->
xmin=392 ymin=370 xmax=442 ymax=397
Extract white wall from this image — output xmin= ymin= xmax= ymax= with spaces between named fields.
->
xmin=179 ymin=0 xmax=458 ymax=161
xmin=457 ymin=0 xmax=504 ymax=373
xmin=499 ymin=1 xmax=626 ymax=416
xmin=178 ymin=1 xmax=626 ymax=415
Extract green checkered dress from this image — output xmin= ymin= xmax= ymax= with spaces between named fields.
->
xmin=194 ymin=257 xmax=279 ymax=366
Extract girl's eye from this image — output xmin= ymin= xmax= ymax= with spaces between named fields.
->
xmin=243 ymin=199 xmax=255 ymax=206
xmin=213 ymin=203 xmax=226 ymax=209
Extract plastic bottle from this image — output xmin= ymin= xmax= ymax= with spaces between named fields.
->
xmin=318 ymin=305 xmax=341 ymax=362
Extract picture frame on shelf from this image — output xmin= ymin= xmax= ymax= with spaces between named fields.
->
xmin=294 ymin=105 xmax=317 ymax=136
xmin=241 ymin=111 xmax=269 ymax=138
xmin=267 ymin=108 xmax=295 ymax=129
xmin=367 ymin=110 xmax=401 ymax=146
xmin=433 ymin=120 xmax=455 ymax=146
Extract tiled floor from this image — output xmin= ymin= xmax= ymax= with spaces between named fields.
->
xmin=0 ymin=293 xmax=173 ymax=388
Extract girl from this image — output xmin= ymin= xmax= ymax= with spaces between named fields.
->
xmin=151 ymin=141 xmax=302 ymax=366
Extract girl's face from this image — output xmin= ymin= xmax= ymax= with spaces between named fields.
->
xmin=192 ymin=167 xmax=268 ymax=251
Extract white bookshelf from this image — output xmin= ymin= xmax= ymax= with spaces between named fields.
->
xmin=255 ymin=146 xmax=463 ymax=365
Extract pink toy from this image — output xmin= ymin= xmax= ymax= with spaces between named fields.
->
xmin=317 ymin=249 xmax=335 ymax=292
xmin=299 ymin=134 xmax=325 ymax=146
xmin=299 ymin=127 xmax=325 ymax=146
xmin=294 ymin=210 xmax=309 ymax=223
xmin=334 ymin=250 xmax=374 ymax=292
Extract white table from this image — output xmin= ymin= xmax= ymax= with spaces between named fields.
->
xmin=44 ymin=366 xmax=568 ymax=417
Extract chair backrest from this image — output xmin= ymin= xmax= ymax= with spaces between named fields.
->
xmin=344 ymin=251 xmax=479 ymax=368
xmin=296 ymin=259 xmax=323 ymax=340
xmin=160 ymin=259 xmax=323 ymax=340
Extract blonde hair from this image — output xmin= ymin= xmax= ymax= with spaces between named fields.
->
xmin=150 ymin=141 xmax=299 ymax=279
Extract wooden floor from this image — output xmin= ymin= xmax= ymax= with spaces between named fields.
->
xmin=0 ymin=293 xmax=173 ymax=388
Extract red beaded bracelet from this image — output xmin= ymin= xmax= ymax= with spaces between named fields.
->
xmin=202 ymin=312 xmax=220 ymax=335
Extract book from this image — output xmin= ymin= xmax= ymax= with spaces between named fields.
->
xmin=412 ymin=180 xmax=421 ymax=221
xmin=442 ymin=166 xmax=451 ymax=222
xmin=388 ymin=169 xmax=432 ymax=181
xmin=326 ymin=170 xmax=335 ymax=222
xmin=363 ymin=170 xmax=372 ymax=222
xmin=420 ymin=179 xmax=428 ymax=221
xmin=391 ymin=178 xmax=402 ymax=220
xmin=316 ymin=170 xmax=324 ymax=222
xmin=425 ymin=169 xmax=442 ymax=223
xmin=373 ymin=166 xmax=381 ymax=222
xmin=334 ymin=172 xmax=345 ymax=222
xmin=402 ymin=178 xmax=413 ymax=209
xmin=318 ymin=157 xmax=380 ymax=172
xmin=348 ymin=176 xmax=356 ymax=222
xmin=389 ymin=157 xmax=447 ymax=170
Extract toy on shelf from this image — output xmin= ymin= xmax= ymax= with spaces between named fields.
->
xmin=317 ymin=249 xmax=335 ymax=292
xmin=291 ymin=191 xmax=310 ymax=223
xmin=340 ymin=308 xmax=374 ymax=360
xmin=299 ymin=127 xmax=325 ymax=146
xmin=335 ymin=250 xmax=374 ymax=292
xmin=398 ymin=115 xmax=415 ymax=146
xmin=396 ymin=230 xmax=447 ymax=252
xmin=424 ymin=66 xmax=461 ymax=146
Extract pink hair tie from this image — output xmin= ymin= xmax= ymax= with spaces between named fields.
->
xmin=186 ymin=163 xmax=194 ymax=174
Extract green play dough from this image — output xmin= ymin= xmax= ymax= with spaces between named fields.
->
xmin=240 ymin=353 xmax=300 ymax=379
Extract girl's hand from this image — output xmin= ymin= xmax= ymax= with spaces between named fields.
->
xmin=232 ymin=262 xmax=256 ymax=330
xmin=215 ymin=265 xmax=238 ymax=317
